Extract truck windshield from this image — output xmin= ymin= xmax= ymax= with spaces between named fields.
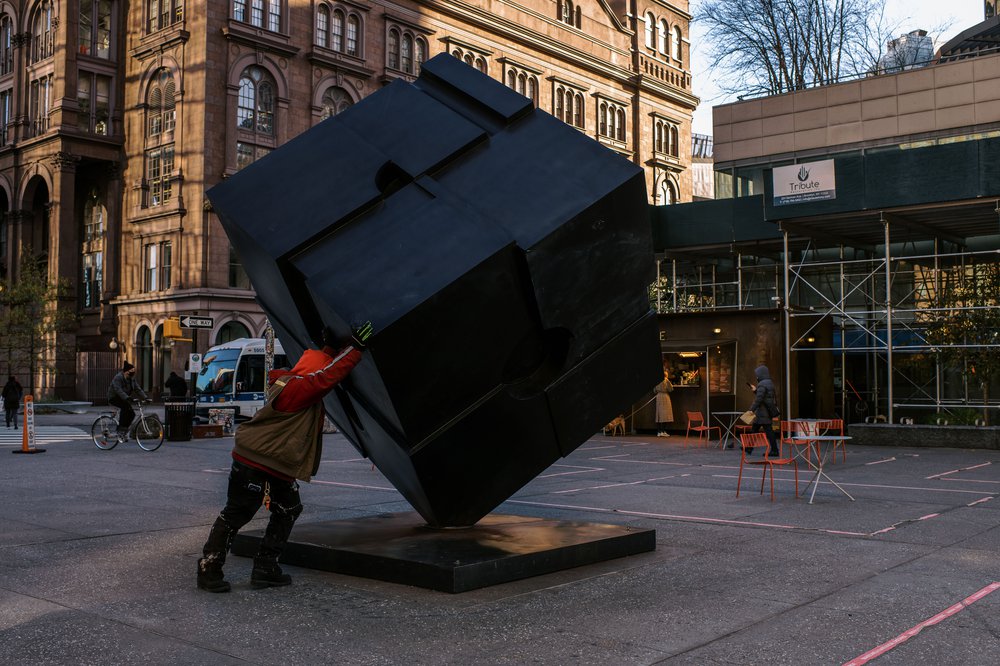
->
xmin=196 ymin=349 xmax=240 ymax=396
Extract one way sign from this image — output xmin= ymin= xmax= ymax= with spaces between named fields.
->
xmin=181 ymin=315 xmax=214 ymax=329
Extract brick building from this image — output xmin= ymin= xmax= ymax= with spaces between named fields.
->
xmin=0 ymin=0 xmax=696 ymax=399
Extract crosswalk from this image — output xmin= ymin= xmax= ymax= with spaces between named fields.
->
xmin=0 ymin=426 xmax=92 ymax=448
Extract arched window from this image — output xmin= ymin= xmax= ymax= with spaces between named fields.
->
xmin=670 ymin=126 xmax=679 ymax=156
xmin=560 ymin=0 xmax=573 ymax=25
xmin=346 ymin=14 xmax=359 ymax=56
xmin=516 ymin=72 xmax=526 ymax=96
xmin=654 ymin=122 xmax=663 ymax=153
xmin=616 ymin=108 xmax=625 ymax=140
xmin=388 ymin=29 xmax=400 ymax=69
xmin=331 ymin=10 xmax=344 ymax=51
xmin=661 ymin=180 xmax=676 ymax=205
xmin=216 ymin=321 xmax=252 ymax=345
xmin=401 ymin=34 xmax=413 ymax=73
xmin=321 ymin=86 xmax=352 ymax=119
xmin=415 ymin=38 xmax=427 ymax=72
xmin=599 ymin=102 xmax=607 ymax=136
xmin=146 ymin=69 xmax=176 ymax=138
xmin=235 ymin=66 xmax=276 ymax=171
xmin=658 ymin=19 xmax=668 ymax=54
xmin=554 ymin=87 xmax=564 ymax=121
xmin=137 ymin=326 xmax=153 ymax=392
xmin=31 ymin=1 xmax=55 ymax=63
xmin=463 ymin=53 xmax=473 ymax=66
xmin=316 ymin=5 xmax=329 ymax=47
xmin=573 ymin=93 xmax=583 ymax=128
xmin=645 ymin=13 xmax=654 ymax=49
xmin=672 ymin=26 xmax=683 ymax=62
xmin=526 ymin=76 xmax=537 ymax=106
xmin=81 ymin=194 xmax=105 ymax=309
xmin=0 ymin=15 xmax=11 ymax=74
xmin=474 ymin=56 xmax=486 ymax=73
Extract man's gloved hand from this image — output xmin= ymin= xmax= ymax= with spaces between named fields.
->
xmin=352 ymin=321 xmax=374 ymax=349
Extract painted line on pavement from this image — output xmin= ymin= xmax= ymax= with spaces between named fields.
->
xmin=938 ymin=477 xmax=1000 ymax=485
xmin=710 ymin=474 xmax=996 ymax=496
xmin=926 ymin=461 xmax=992 ymax=480
xmin=590 ymin=456 xmax=691 ymax=467
xmin=552 ymin=475 xmax=678 ymax=494
xmin=506 ymin=499 xmax=868 ymax=537
xmin=579 ymin=445 xmax=618 ymax=450
xmin=843 ymin=582 xmax=1000 ymax=666
xmin=866 ymin=457 xmax=896 ymax=465
xmin=538 ymin=464 xmax=606 ymax=479
xmin=311 ymin=479 xmax=398 ymax=492
xmin=967 ymin=496 xmax=995 ymax=507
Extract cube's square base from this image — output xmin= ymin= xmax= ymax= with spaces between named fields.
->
xmin=231 ymin=512 xmax=655 ymax=593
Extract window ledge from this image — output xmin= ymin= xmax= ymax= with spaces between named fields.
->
xmin=222 ymin=21 xmax=300 ymax=58
xmin=131 ymin=27 xmax=190 ymax=60
xmin=306 ymin=49 xmax=374 ymax=78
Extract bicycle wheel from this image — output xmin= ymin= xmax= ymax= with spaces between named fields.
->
xmin=92 ymin=415 xmax=120 ymax=450
xmin=136 ymin=416 xmax=165 ymax=451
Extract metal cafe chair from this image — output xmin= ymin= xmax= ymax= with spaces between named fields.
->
xmin=685 ymin=411 xmax=720 ymax=448
xmin=820 ymin=419 xmax=846 ymax=463
xmin=737 ymin=432 xmax=799 ymax=501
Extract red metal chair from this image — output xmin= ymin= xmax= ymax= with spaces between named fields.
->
xmin=737 ymin=432 xmax=799 ymax=501
xmin=821 ymin=419 xmax=846 ymax=463
xmin=780 ymin=419 xmax=815 ymax=464
xmin=685 ymin=411 xmax=720 ymax=448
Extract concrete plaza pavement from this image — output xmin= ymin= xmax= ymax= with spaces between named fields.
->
xmin=2 ymin=409 xmax=999 ymax=664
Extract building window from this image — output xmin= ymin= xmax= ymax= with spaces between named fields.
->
xmin=234 ymin=0 xmax=281 ymax=31
xmin=143 ymin=241 xmax=172 ymax=292
xmin=146 ymin=146 xmax=174 ymax=206
xmin=401 ymin=34 xmax=413 ymax=73
xmin=658 ymin=20 xmax=668 ymax=54
xmin=0 ymin=15 xmax=13 ymax=75
xmin=416 ymin=39 xmax=427 ymax=72
xmin=80 ymin=0 xmax=113 ymax=58
xmin=645 ymin=13 xmax=654 ymax=50
xmin=346 ymin=14 xmax=359 ymax=56
xmin=654 ymin=119 xmax=678 ymax=156
xmin=553 ymin=86 xmax=584 ymax=129
xmin=661 ymin=179 xmax=676 ymax=205
xmin=316 ymin=5 xmax=329 ymax=47
xmin=29 ymin=74 xmax=54 ymax=136
xmin=235 ymin=65 xmax=275 ymax=170
xmin=82 ymin=196 xmax=105 ymax=309
xmin=147 ymin=0 xmax=184 ymax=33
xmin=78 ymin=72 xmax=112 ymax=135
xmin=672 ymin=26 xmax=683 ymax=62
xmin=31 ymin=1 xmax=55 ymax=63
xmin=598 ymin=100 xmax=626 ymax=141
xmin=321 ymin=86 xmax=352 ymax=119
xmin=505 ymin=65 xmax=538 ymax=105
xmin=146 ymin=69 xmax=176 ymax=138
xmin=331 ymin=9 xmax=344 ymax=51
xmin=216 ymin=321 xmax=251 ymax=344
xmin=0 ymin=89 xmax=11 ymax=145
xmin=559 ymin=0 xmax=574 ymax=26
xmin=388 ymin=29 xmax=399 ymax=69
xmin=229 ymin=245 xmax=250 ymax=288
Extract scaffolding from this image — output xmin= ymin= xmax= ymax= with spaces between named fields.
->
xmin=653 ymin=213 xmax=1000 ymax=425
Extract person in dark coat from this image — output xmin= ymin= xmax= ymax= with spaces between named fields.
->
xmin=2 ymin=375 xmax=23 ymax=428
xmin=164 ymin=371 xmax=188 ymax=397
xmin=107 ymin=362 xmax=147 ymax=438
xmin=747 ymin=365 xmax=781 ymax=457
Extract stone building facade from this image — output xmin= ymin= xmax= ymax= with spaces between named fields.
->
xmin=0 ymin=0 xmax=696 ymax=399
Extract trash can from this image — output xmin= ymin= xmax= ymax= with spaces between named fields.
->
xmin=164 ymin=399 xmax=195 ymax=441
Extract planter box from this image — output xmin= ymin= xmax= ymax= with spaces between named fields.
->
xmin=848 ymin=423 xmax=1000 ymax=450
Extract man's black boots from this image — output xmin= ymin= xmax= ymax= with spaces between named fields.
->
xmin=251 ymin=560 xmax=292 ymax=589
xmin=197 ymin=557 xmax=231 ymax=593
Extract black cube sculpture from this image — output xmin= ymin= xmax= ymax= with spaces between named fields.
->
xmin=208 ymin=55 xmax=661 ymax=527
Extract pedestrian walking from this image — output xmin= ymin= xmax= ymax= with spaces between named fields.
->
xmin=164 ymin=371 xmax=188 ymax=397
xmin=3 ymin=375 xmax=23 ymax=429
xmin=654 ymin=362 xmax=674 ymax=437
xmin=747 ymin=365 xmax=781 ymax=457
xmin=197 ymin=322 xmax=373 ymax=593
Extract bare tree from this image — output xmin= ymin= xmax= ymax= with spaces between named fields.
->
xmin=696 ymin=0 xmax=902 ymax=97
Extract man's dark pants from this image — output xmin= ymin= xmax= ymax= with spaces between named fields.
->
xmin=201 ymin=460 xmax=303 ymax=570
xmin=108 ymin=396 xmax=135 ymax=432
xmin=751 ymin=421 xmax=780 ymax=456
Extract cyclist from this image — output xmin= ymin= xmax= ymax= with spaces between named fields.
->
xmin=197 ymin=322 xmax=372 ymax=593
xmin=107 ymin=361 xmax=147 ymax=440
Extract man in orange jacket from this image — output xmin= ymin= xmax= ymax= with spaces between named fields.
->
xmin=197 ymin=322 xmax=373 ymax=593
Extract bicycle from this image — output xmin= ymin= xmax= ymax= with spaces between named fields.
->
xmin=92 ymin=400 xmax=165 ymax=451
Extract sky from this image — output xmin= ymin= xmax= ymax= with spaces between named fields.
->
xmin=690 ymin=0 xmax=988 ymax=135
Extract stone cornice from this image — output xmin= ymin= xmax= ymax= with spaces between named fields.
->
xmin=306 ymin=50 xmax=376 ymax=78
xmin=130 ymin=26 xmax=191 ymax=61
xmin=221 ymin=21 xmax=301 ymax=58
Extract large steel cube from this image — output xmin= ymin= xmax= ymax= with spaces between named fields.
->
xmin=207 ymin=55 xmax=661 ymax=526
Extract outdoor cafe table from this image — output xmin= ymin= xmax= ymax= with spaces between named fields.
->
xmin=712 ymin=411 xmax=746 ymax=450
xmin=791 ymin=435 xmax=855 ymax=504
